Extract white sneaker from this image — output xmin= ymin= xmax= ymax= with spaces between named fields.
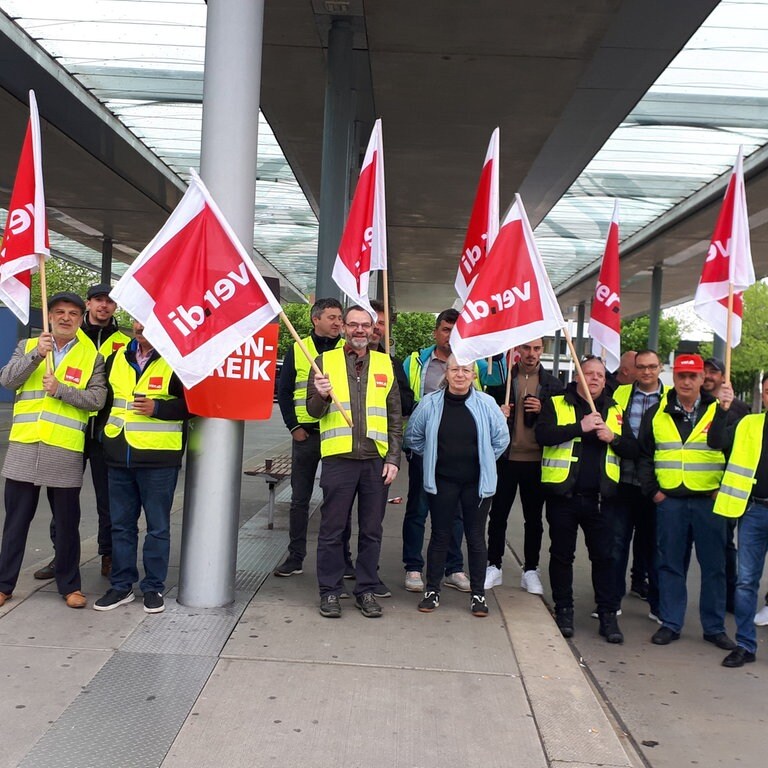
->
xmin=648 ymin=611 xmax=662 ymax=625
xmin=443 ymin=571 xmax=471 ymax=592
xmin=755 ymin=605 xmax=768 ymax=626
xmin=484 ymin=565 xmax=503 ymax=590
xmin=520 ymin=568 xmax=544 ymax=595
xmin=404 ymin=571 xmax=424 ymax=592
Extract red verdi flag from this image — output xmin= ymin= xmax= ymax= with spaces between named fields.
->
xmin=0 ymin=90 xmax=50 ymax=323
xmin=694 ymin=147 xmax=755 ymax=346
xmin=455 ymin=127 xmax=500 ymax=300
xmin=588 ymin=200 xmax=621 ymax=370
xmin=450 ymin=194 xmax=564 ymax=365
xmin=332 ymin=118 xmax=386 ymax=315
xmin=111 ymin=171 xmax=282 ymax=388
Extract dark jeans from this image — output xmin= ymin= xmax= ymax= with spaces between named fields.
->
xmin=612 ymin=482 xmax=659 ymax=613
xmin=656 ymin=494 xmax=727 ymax=635
xmin=487 ymin=459 xmax=545 ymax=571
xmin=402 ymin=450 xmax=464 ymax=574
xmin=317 ymin=457 xmax=387 ymax=597
xmin=289 ymin=430 xmax=352 ymax=565
xmin=425 ymin=477 xmax=490 ymax=595
xmin=726 ymin=518 xmax=737 ymax=611
xmin=546 ymin=493 xmax=616 ymax=613
xmin=0 ymin=479 xmax=81 ymax=595
xmin=734 ymin=501 xmax=768 ymax=653
xmin=108 ymin=465 xmax=179 ymax=594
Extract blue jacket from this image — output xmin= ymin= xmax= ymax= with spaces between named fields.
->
xmin=405 ymin=387 xmax=510 ymax=498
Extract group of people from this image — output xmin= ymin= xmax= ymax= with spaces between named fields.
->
xmin=0 ymin=284 xmax=190 ymax=615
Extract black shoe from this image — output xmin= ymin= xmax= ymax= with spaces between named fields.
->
xmin=274 ymin=557 xmax=303 ymax=577
xmin=319 ymin=594 xmax=342 ymax=618
xmin=418 ymin=591 xmax=440 ymax=612
xmin=555 ymin=607 xmax=574 ymax=638
xmin=33 ymin=559 xmax=55 ymax=580
xmin=470 ymin=594 xmax=489 ymax=617
xmin=630 ymin=581 xmax=649 ymax=601
xmin=703 ymin=632 xmax=737 ymax=650
xmin=355 ymin=592 xmax=382 ymax=618
xmin=722 ymin=647 xmax=756 ymax=668
xmin=143 ymin=591 xmax=165 ymax=614
xmin=343 ymin=563 xmax=356 ymax=580
xmin=93 ymin=587 xmax=135 ymax=612
xmin=373 ymin=581 xmax=392 ymax=598
xmin=598 ymin=612 xmax=624 ymax=644
xmin=651 ymin=626 xmax=681 ymax=645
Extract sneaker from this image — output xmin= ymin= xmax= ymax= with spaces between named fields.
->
xmin=598 ymin=612 xmax=624 ymax=644
xmin=555 ymin=607 xmax=574 ymax=638
xmin=470 ymin=594 xmax=489 ymax=617
xmin=443 ymin=571 xmax=471 ymax=592
xmin=591 ymin=607 xmax=622 ymax=619
xmin=319 ymin=594 xmax=342 ymax=618
xmin=418 ymin=591 xmax=440 ymax=612
xmin=355 ymin=592 xmax=382 ymax=618
xmin=339 ymin=591 xmax=350 ymax=599
xmin=33 ymin=559 xmax=55 ymax=580
xmin=94 ymin=588 xmax=135 ymax=612
xmin=754 ymin=605 xmax=768 ymax=626
xmin=373 ymin=582 xmax=392 ymax=598
xmin=143 ymin=591 xmax=165 ymax=614
xmin=520 ymin=568 xmax=544 ymax=595
xmin=274 ymin=556 xmax=303 ymax=577
xmin=484 ymin=565 xmax=502 ymax=590
xmin=648 ymin=611 xmax=663 ymax=625
xmin=404 ymin=571 xmax=424 ymax=592
xmin=344 ymin=563 xmax=356 ymax=580
xmin=630 ymin=581 xmax=649 ymax=601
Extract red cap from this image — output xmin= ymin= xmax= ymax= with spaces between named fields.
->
xmin=673 ymin=353 xmax=704 ymax=373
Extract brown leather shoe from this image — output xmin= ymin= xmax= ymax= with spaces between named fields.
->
xmin=0 ymin=592 xmax=12 ymax=607
xmin=34 ymin=559 xmax=55 ymax=580
xmin=65 ymin=591 xmax=87 ymax=609
xmin=101 ymin=555 xmax=112 ymax=577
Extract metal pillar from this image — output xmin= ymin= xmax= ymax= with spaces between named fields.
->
xmin=177 ymin=0 xmax=264 ymax=607
xmin=101 ymin=238 xmax=112 ymax=284
xmin=315 ymin=19 xmax=355 ymax=300
xmin=575 ymin=302 xmax=586 ymax=358
xmin=648 ymin=265 xmax=663 ymax=352
xmin=552 ymin=329 xmax=561 ymax=378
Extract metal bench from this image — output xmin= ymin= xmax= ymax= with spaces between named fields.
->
xmin=243 ymin=455 xmax=292 ymax=529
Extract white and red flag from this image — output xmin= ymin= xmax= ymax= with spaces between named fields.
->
xmin=454 ymin=127 xmax=500 ymax=300
xmin=111 ymin=171 xmax=282 ymax=388
xmin=332 ymin=118 xmax=386 ymax=316
xmin=0 ymin=90 xmax=50 ymax=323
xmin=588 ymin=200 xmax=621 ymax=370
xmin=694 ymin=147 xmax=755 ymax=346
xmin=450 ymin=194 xmax=565 ymax=365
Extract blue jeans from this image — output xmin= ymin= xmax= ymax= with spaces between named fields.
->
xmin=734 ymin=502 xmax=768 ymax=654
xmin=402 ymin=451 xmax=464 ymax=574
xmin=108 ymin=466 xmax=180 ymax=594
xmin=656 ymin=495 xmax=727 ymax=635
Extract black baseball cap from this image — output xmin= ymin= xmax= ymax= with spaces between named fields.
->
xmin=47 ymin=291 xmax=86 ymax=312
xmin=86 ymin=283 xmax=113 ymax=300
xmin=703 ymin=357 xmax=726 ymax=374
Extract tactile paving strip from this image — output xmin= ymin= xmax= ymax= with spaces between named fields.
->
xmin=20 ymin=652 xmax=216 ymax=768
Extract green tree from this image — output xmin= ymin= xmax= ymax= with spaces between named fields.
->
xmin=278 ymin=303 xmax=311 ymax=358
xmin=620 ymin=315 xmax=681 ymax=360
xmin=392 ymin=312 xmax=435 ymax=358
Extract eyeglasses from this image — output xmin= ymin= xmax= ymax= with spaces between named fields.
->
xmin=447 ymin=367 xmax=474 ymax=375
xmin=636 ymin=363 xmax=660 ymax=372
xmin=345 ymin=322 xmax=372 ymax=330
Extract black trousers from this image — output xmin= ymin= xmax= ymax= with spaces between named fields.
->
xmin=487 ymin=459 xmax=545 ymax=571
xmin=546 ymin=493 xmax=617 ymax=613
xmin=0 ymin=479 xmax=81 ymax=595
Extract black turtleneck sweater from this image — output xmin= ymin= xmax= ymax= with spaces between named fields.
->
xmin=436 ymin=389 xmax=479 ymax=484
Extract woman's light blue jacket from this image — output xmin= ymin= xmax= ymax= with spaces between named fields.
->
xmin=405 ymin=387 xmax=510 ymax=498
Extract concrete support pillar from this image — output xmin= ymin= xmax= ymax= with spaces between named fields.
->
xmin=552 ymin=329 xmax=561 ymax=378
xmin=177 ymin=0 xmax=264 ymax=607
xmin=712 ymin=334 xmax=726 ymax=361
xmin=575 ymin=302 xmax=586 ymax=358
xmin=101 ymin=238 xmax=112 ymax=284
xmin=648 ymin=265 xmax=663 ymax=353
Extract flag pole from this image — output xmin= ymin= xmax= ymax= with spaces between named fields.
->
xmin=37 ymin=254 xmax=52 ymax=373
xmin=504 ymin=349 xmax=513 ymax=407
xmin=562 ymin=324 xmax=597 ymax=413
xmin=382 ymin=269 xmax=391 ymax=356
xmin=279 ymin=310 xmax=353 ymax=428
xmin=725 ymin=283 xmax=734 ymax=383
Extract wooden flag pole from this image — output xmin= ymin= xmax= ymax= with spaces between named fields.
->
xmin=504 ymin=349 xmax=513 ymax=407
xmin=279 ymin=310 xmax=353 ymax=428
xmin=382 ymin=269 xmax=391 ymax=356
xmin=562 ymin=324 xmax=597 ymax=413
xmin=725 ymin=283 xmax=734 ymax=384
xmin=38 ymin=254 xmax=52 ymax=374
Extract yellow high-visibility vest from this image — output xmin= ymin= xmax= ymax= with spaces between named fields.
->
xmin=406 ymin=350 xmax=481 ymax=402
xmin=10 ymin=329 xmax=97 ymax=452
xmin=98 ymin=330 xmax=131 ymax=358
xmin=714 ymin=413 xmax=765 ymax=518
xmin=293 ymin=336 xmax=343 ymax=424
xmin=319 ymin=348 xmax=393 ymax=458
xmin=104 ymin=349 xmax=182 ymax=451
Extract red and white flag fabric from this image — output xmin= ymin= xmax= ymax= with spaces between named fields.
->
xmin=588 ymin=200 xmax=621 ymax=370
xmin=0 ymin=90 xmax=50 ymax=323
xmin=332 ymin=118 xmax=386 ymax=316
xmin=454 ymin=127 xmax=500 ymax=300
xmin=450 ymin=194 xmax=565 ymax=365
xmin=694 ymin=146 xmax=755 ymax=346
xmin=111 ymin=171 xmax=282 ymax=388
